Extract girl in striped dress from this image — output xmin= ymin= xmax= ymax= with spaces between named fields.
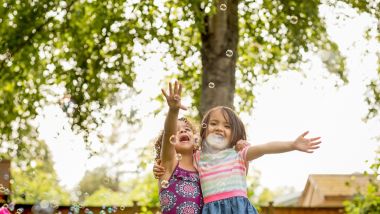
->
xmin=195 ymin=106 xmax=321 ymax=213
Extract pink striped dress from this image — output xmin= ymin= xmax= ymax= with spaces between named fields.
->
xmin=194 ymin=147 xmax=258 ymax=213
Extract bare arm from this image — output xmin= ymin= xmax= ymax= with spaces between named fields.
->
xmin=246 ymin=131 xmax=321 ymax=161
xmin=160 ymin=81 xmax=186 ymax=173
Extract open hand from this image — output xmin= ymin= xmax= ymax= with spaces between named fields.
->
xmin=294 ymin=131 xmax=321 ymax=153
xmin=161 ymin=80 xmax=187 ymax=111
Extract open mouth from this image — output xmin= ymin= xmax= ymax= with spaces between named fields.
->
xmin=179 ymin=135 xmax=190 ymax=142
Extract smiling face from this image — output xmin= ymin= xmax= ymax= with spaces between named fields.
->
xmin=200 ymin=106 xmax=247 ymax=149
xmin=205 ymin=109 xmax=232 ymax=147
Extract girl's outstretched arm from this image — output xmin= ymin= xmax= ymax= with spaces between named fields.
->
xmin=160 ymin=81 xmax=187 ymax=172
xmin=246 ymin=131 xmax=321 ymax=161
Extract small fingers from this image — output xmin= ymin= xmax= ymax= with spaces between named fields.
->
xmin=310 ymin=137 xmax=321 ymax=141
xmin=310 ymin=141 xmax=322 ymax=146
xmin=178 ymin=83 xmax=182 ymax=96
xmin=169 ymin=82 xmax=173 ymax=96
xmin=161 ymin=89 xmax=168 ymax=99
xmin=174 ymin=81 xmax=178 ymax=94
xmin=301 ymin=131 xmax=309 ymax=137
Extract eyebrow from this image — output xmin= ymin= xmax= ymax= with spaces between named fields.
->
xmin=209 ymin=119 xmax=230 ymax=124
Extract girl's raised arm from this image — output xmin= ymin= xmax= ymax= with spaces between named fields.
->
xmin=160 ymin=81 xmax=187 ymax=171
xmin=245 ymin=131 xmax=321 ymax=161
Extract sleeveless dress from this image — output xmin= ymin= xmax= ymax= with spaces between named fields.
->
xmin=159 ymin=163 xmax=203 ymax=214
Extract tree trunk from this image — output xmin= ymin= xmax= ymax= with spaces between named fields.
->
xmin=200 ymin=0 xmax=239 ymax=118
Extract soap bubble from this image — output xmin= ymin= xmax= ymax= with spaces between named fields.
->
xmin=161 ymin=180 xmax=169 ymax=188
xmin=289 ymin=15 xmax=298 ymax=24
xmin=220 ymin=4 xmax=227 ymax=11
xmin=169 ymin=135 xmax=177 ymax=145
xmin=226 ymin=50 xmax=233 ymax=57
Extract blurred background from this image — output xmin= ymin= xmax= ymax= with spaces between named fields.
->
xmin=0 ymin=0 xmax=379 ymax=213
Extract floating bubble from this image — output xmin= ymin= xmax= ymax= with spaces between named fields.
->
xmin=40 ymin=200 xmax=49 ymax=209
xmin=107 ymin=207 xmax=113 ymax=213
xmin=100 ymin=210 xmax=106 ymax=214
xmin=220 ymin=4 xmax=227 ymax=11
xmin=194 ymin=143 xmax=201 ymax=151
xmin=176 ymin=153 xmax=182 ymax=160
xmin=16 ymin=208 xmax=24 ymax=214
xmin=161 ymin=180 xmax=169 ymax=188
xmin=120 ymin=206 xmax=125 ymax=211
xmin=289 ymin=15 xmax=298 ymax=24
xmin=169 ymin=135 xmax=176 ymax=145
xmin=3 ymin=174 xmax=9 ymax=180
xmin=208 ymin=82 xmax=215 ymax=88
xmin=8 ymin=203 xmax=14 ymax=211
xmin=201 ymin=123 xmax=207 ymax=128
xmin=84 ymin=208 xmax=90 ymax=213
xmin=173 ymin=94 xmax=180 ymax=101
xmin=226 ymin=49 xmax=233 ymax=57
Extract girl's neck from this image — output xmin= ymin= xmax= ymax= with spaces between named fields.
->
xmin=177 ymin=153 xmax=196 ymax=171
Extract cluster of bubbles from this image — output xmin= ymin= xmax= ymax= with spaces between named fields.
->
xmin=1 ymin=204 xmax=24 ymax=214
xmin=68 ymin=205 xmax=119 ymax=214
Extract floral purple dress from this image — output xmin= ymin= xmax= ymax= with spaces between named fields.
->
xmin=159 ymin=163 xmax=203 ymax=214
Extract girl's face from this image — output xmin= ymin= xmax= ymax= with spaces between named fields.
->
xmin=206 ymin=109 xmax=232 ymax=146
xmin=174 ymin=120 xmax=197 ymax=153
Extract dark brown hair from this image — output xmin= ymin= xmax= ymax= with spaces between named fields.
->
xmin=154 ymin=117 xmax=197 ymax=161
xmin=200 ymin=106 xmax=246 ymax=147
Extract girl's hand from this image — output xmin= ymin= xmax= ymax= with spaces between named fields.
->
xmin=293 ymin=131 xmax=321 ymax=153
xmin=161 ymin=80 xmax=187 ymax=111
xmin=235 ymin=139 xmax=250 ymax=151
xmin=153 ymin=159 xmax=166 ymax=179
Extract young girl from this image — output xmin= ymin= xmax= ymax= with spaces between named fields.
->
xmin=196 ymin=106 xmax=321 ymax=213
xmin=156 ymin=81 xmax=203 ymax=214
xmin=155 ymin=81 xmax=248 ymax=213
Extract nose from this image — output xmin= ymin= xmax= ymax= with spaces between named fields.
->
xmin=215 ymin=125 xmax=223 ymax=132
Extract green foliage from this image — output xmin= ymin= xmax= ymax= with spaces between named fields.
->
xmin=125 ymin=172 xmax=160 ymax=208
xmin=82 ymin=187 xmax=127 ymax=207
xmin=0 ymin=139 xmax=70 ymax=205
xmin=78 ymin=166 xmax=120 ymax=197
xmin=344 ymin=155 xmax=380 ymax=213
xmin=11 ymin=160 xmax=71 ymax=205
xmin=80 ymin=172 xmax=159 ymax=208
xmin=1 ymin=0 xmax=379 ymax=144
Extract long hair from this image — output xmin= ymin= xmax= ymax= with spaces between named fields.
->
xmin=200 ymin=106 xmax=246 ymax=148
xmin=154 ymin=117 xmax=197 ymax=161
